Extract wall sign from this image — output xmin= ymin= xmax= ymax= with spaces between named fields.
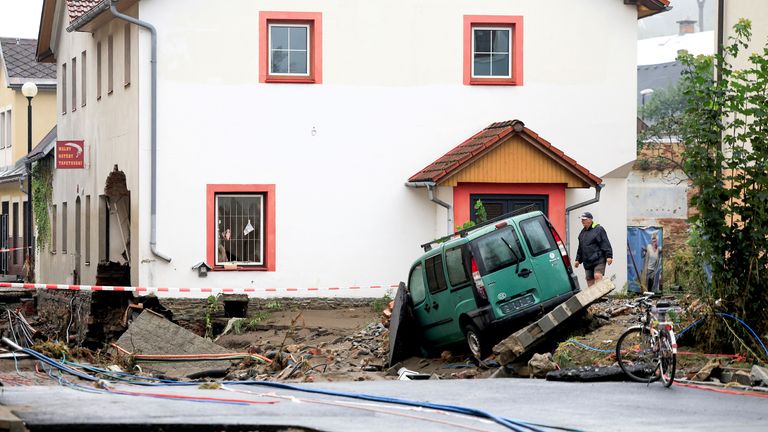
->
xmin=56 ymin=140 xmax=85 ymax=169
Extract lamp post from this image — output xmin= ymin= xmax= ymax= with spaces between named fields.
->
xmin=21 ymin=82 xmax=37 ymax=281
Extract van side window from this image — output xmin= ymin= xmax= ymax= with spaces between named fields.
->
xmin=425 ymin=255 xmax=448 ymax=294
xmin=409 ymin=264 xmax=427 ymax=305
xmin=445 ymin=246 xmax=470 ymax=286
xmin=520 ymin=216 xmax=557 ymax=256
xmin=472 ymin=227 xmax=525 ymax=275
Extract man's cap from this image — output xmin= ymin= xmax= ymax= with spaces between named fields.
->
xmin=580 ymin=211 xmax=593 ymax=220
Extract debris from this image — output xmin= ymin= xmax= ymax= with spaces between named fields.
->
xmin=493 ymin=280 xmax=615 ymax=365
xmin=398 ymin=367 xmax=431 ymax=380
xmin=547 ymin=364 xmax=652 ymax=382
xmin=729 ymin=370 xmax=753 ymax=386
xmin=528 ymin=353 xmax=558 ymax=378
xmin=692 ymin=359 xmax=721 ymax=382
xmin=114 ymin=310 xmax=238 ymax=380
xmin=751 ymin=365 xmax=768 ymax=386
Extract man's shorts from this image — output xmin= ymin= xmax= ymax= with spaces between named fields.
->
xmin=585 ymin=262 xmax=607 ymax=280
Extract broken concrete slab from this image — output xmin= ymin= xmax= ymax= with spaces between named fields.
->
xmin=114 ymin=310 xmax=237 ymax=379
xmin=493 ymin=280 xmax=615 ymax=365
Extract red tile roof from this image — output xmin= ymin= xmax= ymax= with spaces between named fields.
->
xmin=66 ymin=0 xmax=102 ymax=22
xmin=408 ymin=120 xmax=602 ymax=186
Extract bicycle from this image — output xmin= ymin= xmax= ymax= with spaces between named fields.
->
xmin=616 ymin=293 xmax=678 ymax=387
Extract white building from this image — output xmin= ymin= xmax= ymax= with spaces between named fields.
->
xmin=36 ymin=0 xmax=669 ymax=296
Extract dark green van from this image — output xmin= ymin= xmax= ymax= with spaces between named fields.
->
xmin=407 ymin=211 xmax=579 ymax=358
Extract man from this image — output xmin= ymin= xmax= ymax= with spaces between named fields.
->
xmin=574 ymin=212 xmax=613 ymax=287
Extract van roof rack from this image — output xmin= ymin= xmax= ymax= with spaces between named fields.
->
xmin=420 ymin=204 xmax=540 ymax=252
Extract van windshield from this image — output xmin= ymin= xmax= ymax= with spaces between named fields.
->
xmin=471 ymin=227 xmax=524 ymax=275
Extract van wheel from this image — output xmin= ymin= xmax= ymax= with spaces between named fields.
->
xmin=464 ymin=324 xmax=488 ymax=359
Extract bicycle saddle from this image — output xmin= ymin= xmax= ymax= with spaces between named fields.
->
xmin=656 ymin=301 xmax=671 ymax=308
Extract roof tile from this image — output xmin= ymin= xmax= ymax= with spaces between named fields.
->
xmin=67 ymin=0 xmax=102 ymax=22
xmin=408 ymin=120 xmax=601 ymax=186
xmin=0 ymin=38 xmax=57 ymax=80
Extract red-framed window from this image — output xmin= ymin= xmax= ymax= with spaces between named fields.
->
xmin=206 ymin=184 xmax=276 ymax=271
xmin=259 ymin=11 xmax=323 ymax=84
xmin=463 ymin=15 xmax=523 ymax=86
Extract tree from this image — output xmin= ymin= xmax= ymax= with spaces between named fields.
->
xmin=679 ymin=19 xmax=768 ymax=356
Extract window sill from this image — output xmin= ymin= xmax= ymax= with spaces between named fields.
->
xmin=211 ymin=265 xmax=270 ymax=272
xmin=107 ymin=90 xmax=113 ymax=95
xmin=97 ymin=96 xmax=102 ymax=101
xmin=265 ymin=76 xmax=317 ymax=84
xmin=467 ymin=78 xmax=521 ymax=86
xmin=124 ymin=82 xmax=131 ymax=88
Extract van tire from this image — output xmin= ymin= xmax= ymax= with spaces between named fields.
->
xmin=464 ymin=324 xmax=488 ymax=359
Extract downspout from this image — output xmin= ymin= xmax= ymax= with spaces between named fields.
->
xmin=564 ymin=184 xmax=604 ymax=253
xmin=406 ymin=182 xmax=453 ymax=235
xmin=716 ymin=0 xmax=724 ymax=82
xmin=109 ymin=1 xmax=171 ymax=262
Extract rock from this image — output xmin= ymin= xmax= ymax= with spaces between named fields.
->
xmin=692 ymin=359 xmax=721 ymax=382
xmin=729 ymin=370 xmax=752 ymax=386
xmin=528 ymin=353 xmax=558 ymax=378
xmin=751 ymin=365 xmax=768 ymax=386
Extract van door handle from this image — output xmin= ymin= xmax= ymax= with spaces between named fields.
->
xmin=432 ymin=301 xmax=439 ymax=310
xmin=519 ymin=268 xmax=532 ymax=278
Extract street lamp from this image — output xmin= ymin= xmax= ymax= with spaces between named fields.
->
xmin=21 ymin=82 xmax=37 ymax=282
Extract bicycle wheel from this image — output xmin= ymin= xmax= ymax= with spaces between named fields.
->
xmin=658 ymin=331 xmax=677 ymax=387
xmin=616 ymin=327 xmax=660 ymax=383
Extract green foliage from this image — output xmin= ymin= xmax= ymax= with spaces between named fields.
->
xmin=455 ymin=200 xmax=488 ymax=231
xmin=677 ymin=19 xmax=768 ymax=353
xmin=371 ymin=293 xmax=392 ymax=314
xmin=265 ymin=300 xmax=282 ymax=310
xmin=31 ymin=159 xmax=54 ymax=250
xmin=204 ymin=295 xmax=221 ymax=339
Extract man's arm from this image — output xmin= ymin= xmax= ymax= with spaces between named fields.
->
xmin=599 ymin=227 xmax=613 ymax=264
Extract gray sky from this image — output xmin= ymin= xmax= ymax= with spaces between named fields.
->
xmin=0 ymin=0 xmax=44 ymax=39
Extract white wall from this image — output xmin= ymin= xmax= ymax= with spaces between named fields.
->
xmin=130 ymin=0 xmax=637 ymax=295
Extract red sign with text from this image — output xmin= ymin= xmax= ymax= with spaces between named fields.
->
xmin=56 ymin=140 xmax=85 ymax=169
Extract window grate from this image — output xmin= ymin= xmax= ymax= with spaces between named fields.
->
xmin=215 ymin=194 xmax=263 ymax=266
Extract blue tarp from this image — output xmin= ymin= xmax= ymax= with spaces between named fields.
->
xmin=627 ymin=226 xmax=663 ymax=293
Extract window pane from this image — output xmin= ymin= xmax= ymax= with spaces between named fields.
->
xmin=271 ymin=26 xmax=289 ymax=50
xmin=271 ymin=50 xmax=289 ymax=73
xmin=491 ymin=53 xmax=510 ymax=76
xmin=409 ymin=264 xmax=426 ymax=305
xmin=426 ymin=255 xmax=447 ymax=294
xmin=290 ymin=27 xmax=307 ymax=50
xmin=445 ymin=247 xmax=470 ymax=286
xmin=289 ymin=51 xmax=308 ymax=74
xmin=472 ymin=227 xmax=524 ymax=275
xmin=474 ymin=53 xmax=491 ymax=76
xmin=216 ymin=194 xmax=263 ymax=265
xmin=492 ymin=30 xmax=510 ymax=54
xmin=520 ymin=217 xmax=557 ymax=256
xmin=474 ymin=29 xmax=491 ymax=52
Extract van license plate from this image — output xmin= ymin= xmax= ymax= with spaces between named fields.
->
xmin=499 ymin=294 xmax=535 ymax=315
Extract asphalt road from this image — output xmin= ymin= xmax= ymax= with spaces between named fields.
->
xmin=1 ymin=378 xmax=765 ymax=431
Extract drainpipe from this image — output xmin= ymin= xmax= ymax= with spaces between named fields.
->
xmin=109 ymin=1 xmax=171 ymax=262
xmin=406 ymin=182 xmax=453 ymax=235
xmin=716 ymin=0 xmax=724 ymax=82
xmin=564 ymin=184 xmax=604 ymax=253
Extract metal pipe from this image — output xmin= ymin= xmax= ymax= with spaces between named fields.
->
xmin=564 ymin=184 xmax=604 ymax=253
xmin=405 ymin=182 xmax=453 ymax=235
xmin=717 ymin=0 xmax=724 ymax=82
xmin=109 ymin=1 xmax=171 ymax=262
xmin=1 ymin=336 xmax=23 ymax=351
xmin=26 ymin=97 xmax=33 ymax=278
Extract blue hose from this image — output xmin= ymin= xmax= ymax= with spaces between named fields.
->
xmin=564 ymin=339 xmax=614 ymax=354
xmin=23 ymin=349 xmax=568 ymax=432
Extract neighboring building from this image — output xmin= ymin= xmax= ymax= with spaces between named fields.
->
xmin=718 ymin=0 xmax=768 ymax=71
xmin=0 ymin=38 xmax=57 ymax=279
xmin=36 ymin=0 xmax=668 ymax=295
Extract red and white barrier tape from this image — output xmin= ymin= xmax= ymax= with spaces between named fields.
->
xmin=0 ymin=282 xmax=400 ymax=294
xmin=0 ymin=246 xmax=30 ymax=253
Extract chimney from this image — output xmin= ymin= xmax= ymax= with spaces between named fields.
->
xmin=677 ymin=19 xmax=697 ymax=35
